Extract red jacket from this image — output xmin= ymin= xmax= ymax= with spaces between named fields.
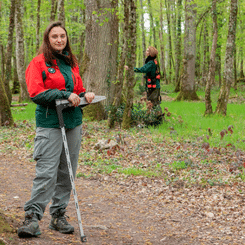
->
xmin=26 ymin=53 xmax=85 ymax=99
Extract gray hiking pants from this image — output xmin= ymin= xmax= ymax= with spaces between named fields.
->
xmin=24 ymin=125 xmax=82 ymax=220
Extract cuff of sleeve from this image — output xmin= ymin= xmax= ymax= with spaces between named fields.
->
xmin=134 ymin=67 xmax=139 ymax=72
xmin=61 ymin=91 xmax=72 ymax=99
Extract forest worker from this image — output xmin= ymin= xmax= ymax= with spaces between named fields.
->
xmin=125 ymin=46 xmax=161 ymax=107
xmin=17 ymin=21 xmax=95 ymax=238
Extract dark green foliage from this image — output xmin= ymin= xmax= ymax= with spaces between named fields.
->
xmin=106 ymin=103 xmax=164 ymax=127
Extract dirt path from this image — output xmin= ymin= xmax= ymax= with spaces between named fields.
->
xmin=1 ymin=153 xmax=245 ymax=245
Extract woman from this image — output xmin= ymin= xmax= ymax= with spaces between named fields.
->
xmin=18 ymin=21 xmax=94 ymax=237
xmin=126 ymin=46 xmax=161 ymax=107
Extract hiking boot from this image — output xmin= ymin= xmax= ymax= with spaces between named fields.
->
xmin=17 ymin=211 xmax=41 ymax=238
xmin=49 ymin=209 xmax=74 ymax=234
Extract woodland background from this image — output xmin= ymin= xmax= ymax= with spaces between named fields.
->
xmin=0 ymin=0 xmax=242 ymax=128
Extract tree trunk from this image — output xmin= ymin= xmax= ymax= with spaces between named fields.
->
xmin=216 ymin=43 xmax=222 ymax=87
xmin=0 ymin=44 xmax=4 ymax=85
xmin=176 ymin=0 xmax=199 ymax=101
xmin=215 ymin=0 xmax=238 ymax=115
xmin=82 ymin=0 xmax=119 ymax=114
xmin=15 ymin=0 xmax=29 ymax=102
xmin=50 ymin=0 xmax=57 ymax=22
xmin=122 ymin=0 xmax=136 ymax=129
xmin=57 ymin=0 xmax=65 ymax=25
xmin=108 ymin=0 xmax=129 ymax=128
xmin=0 ymin=77 xmax=14 ymax=126
xmin=174 ymin=0 xmax=182 ymax=92
xmin=201 ymin=22 xmax=209 ymax=85
xmin=195 ymin=23 xmax=203 ymax=81
xmin=233 ymin=45 xmax=237 ymax=90
xmin=204 ymin=0 xmax=218 ymax=116
xmin=12 ymin=56 xmax=20 ymax=94
xmin=159 ymin=0 xmax=167 ymax=84
xmin=36 ymin=0 xmax=41 ymax=52
xmin=0 ymin=2 xmax=3 ymax=83
xmin=147 ymin=0 xmax=156 ymax=47
xmin=3 ymin=0 xmax=15 ymax=105
xmin=165 ymin=0 xmax=173 ymax=84
xmin=77 ymin=8 xmax=86 ymax=65
xmin=139 ymin=0 xmax=146 ymax=85
xmin=239 ymin=47 xmax=244 ymax=80
xmin=140 ymin=0 xmax=146 ymax=68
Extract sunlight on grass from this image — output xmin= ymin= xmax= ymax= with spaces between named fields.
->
xmin=11 ymin=102 xmax=36 ymax=122
xmin=154 ymin=100 xmax=245 ymax=150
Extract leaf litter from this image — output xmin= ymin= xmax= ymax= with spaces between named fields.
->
xmin=0 ymin=119 xmax=245 ymax=244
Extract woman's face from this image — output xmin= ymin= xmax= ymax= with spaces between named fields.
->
xmin=49 ymin=26 xmax=67 ymax=53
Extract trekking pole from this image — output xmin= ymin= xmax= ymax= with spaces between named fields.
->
xmin=56 ymin=95 xmax=106 ymax=243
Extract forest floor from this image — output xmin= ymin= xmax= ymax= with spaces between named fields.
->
xmin=1 ymin=95 xmax=245 ymax=245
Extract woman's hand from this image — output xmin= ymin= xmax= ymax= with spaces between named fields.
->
xmin=85 ymin=92 xmax=95 ymax=103
xmin=68 ymin=93 xmax=81 ymax=107
xmin=124 ymin=65 xmax=129 ymax=70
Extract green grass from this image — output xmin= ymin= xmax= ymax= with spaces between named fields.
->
xmin=11 ymin=101 xmax=36 ymax=122
xmin=153 ymin=98 xmax=245 ymax=150
xmin=9 ymin=89 xmax=245 ymax=152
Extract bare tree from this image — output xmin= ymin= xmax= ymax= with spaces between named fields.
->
xmin=0 ymin=77 xmax=14 ymax=126
xmin=15 ymin=0 xmax=29 ymax=102
xmin=36 ymin=0 xmax=41 ymax=52
xmin=215 ymin=0 xmax=238 ymax=115
xmin=122 ymin=0 xmax=137 ymax=129
xmin=108 ymin=0 xmax=129 ymax=128
xmin=165 ymin=0 xmax=173 ymax=83
xmin=139 ymin=0 xmax=146 ymax=65
xmin=147 ymin=0 xmax=156 ymax=46
xmin=82 ymin=0 xmax=119 ymax=114
xmin=174 ymin=0 xmax=182 ymax=92
xmin=57 ymin=0 xmax=65 ymax=25
xmin=204 ymin=0 xmax=218 ymax=115
xmin=176 ymin=0 xmax=199 ymax=101
xmin=159 ymin=0 xmax=167 ymax=83
xmin=50 ymin=0 xmax=57 ymax=22
xmin=3 ymin=0 xmax=15 ymax=104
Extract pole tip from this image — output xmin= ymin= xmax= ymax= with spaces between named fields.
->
xmin=81 ymin=236 xmax=87 ymax=242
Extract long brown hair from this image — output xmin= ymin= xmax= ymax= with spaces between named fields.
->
xmin=38 ymin=21 xmax=78 ymax=68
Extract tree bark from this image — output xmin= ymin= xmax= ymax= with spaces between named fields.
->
xmin=0 ymin=44 xmax=4 ymax=85
xmin=233 ymin=45 xmax=237 ymax=90
xmin=50 ymin=0 xmax=57 ymax=22
xmin=11 ymin=56 xmax=20 ymax=94
xmin=239 ymin=46 xmax=244 ymax=80
xmin=82 ymin=0 xmax=119 ymax=114
xmin=108 ymin=0 xmax=129 ymax=128
xmin=0 ymin=77 xmax=14 ymax=126
xmin=36 ymin=0 xmax=41 ymax=52
xmin=176 ymin=0 xmax=199 ymax=101
xmin=204 ymin=0 xmax=218 ymax=116
xmin=174 ymin=0 xmax=182 ymax=92
xmin=122 ymin=0 xmax=137 ymax=129
xmin=159 ymin=0 xmax=167 ymax=84
xmin=15 ymin=0 xmax=29 ymax=102
xmin=77 ymin=8 xmax=86 ymax=65
xmin=3 ymin=0 xmax=15 ymax=105
xmin=215 ymin=0 xmax=238 ymax=115
xmin=147 ymin=0 xmax=156 ymax=47
xmin=57 ymin=0 xmax=65 ymax=25
xmin=165 ymin=0 xmax=173 ymax=84
xmin=201 ymin=22 xmax=209 ymax=85
xmin=139 ymin=0 xmax=146 ymax=65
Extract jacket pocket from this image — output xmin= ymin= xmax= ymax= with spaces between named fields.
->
xmin=33 ymin=128 xmax=50 ymax=161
